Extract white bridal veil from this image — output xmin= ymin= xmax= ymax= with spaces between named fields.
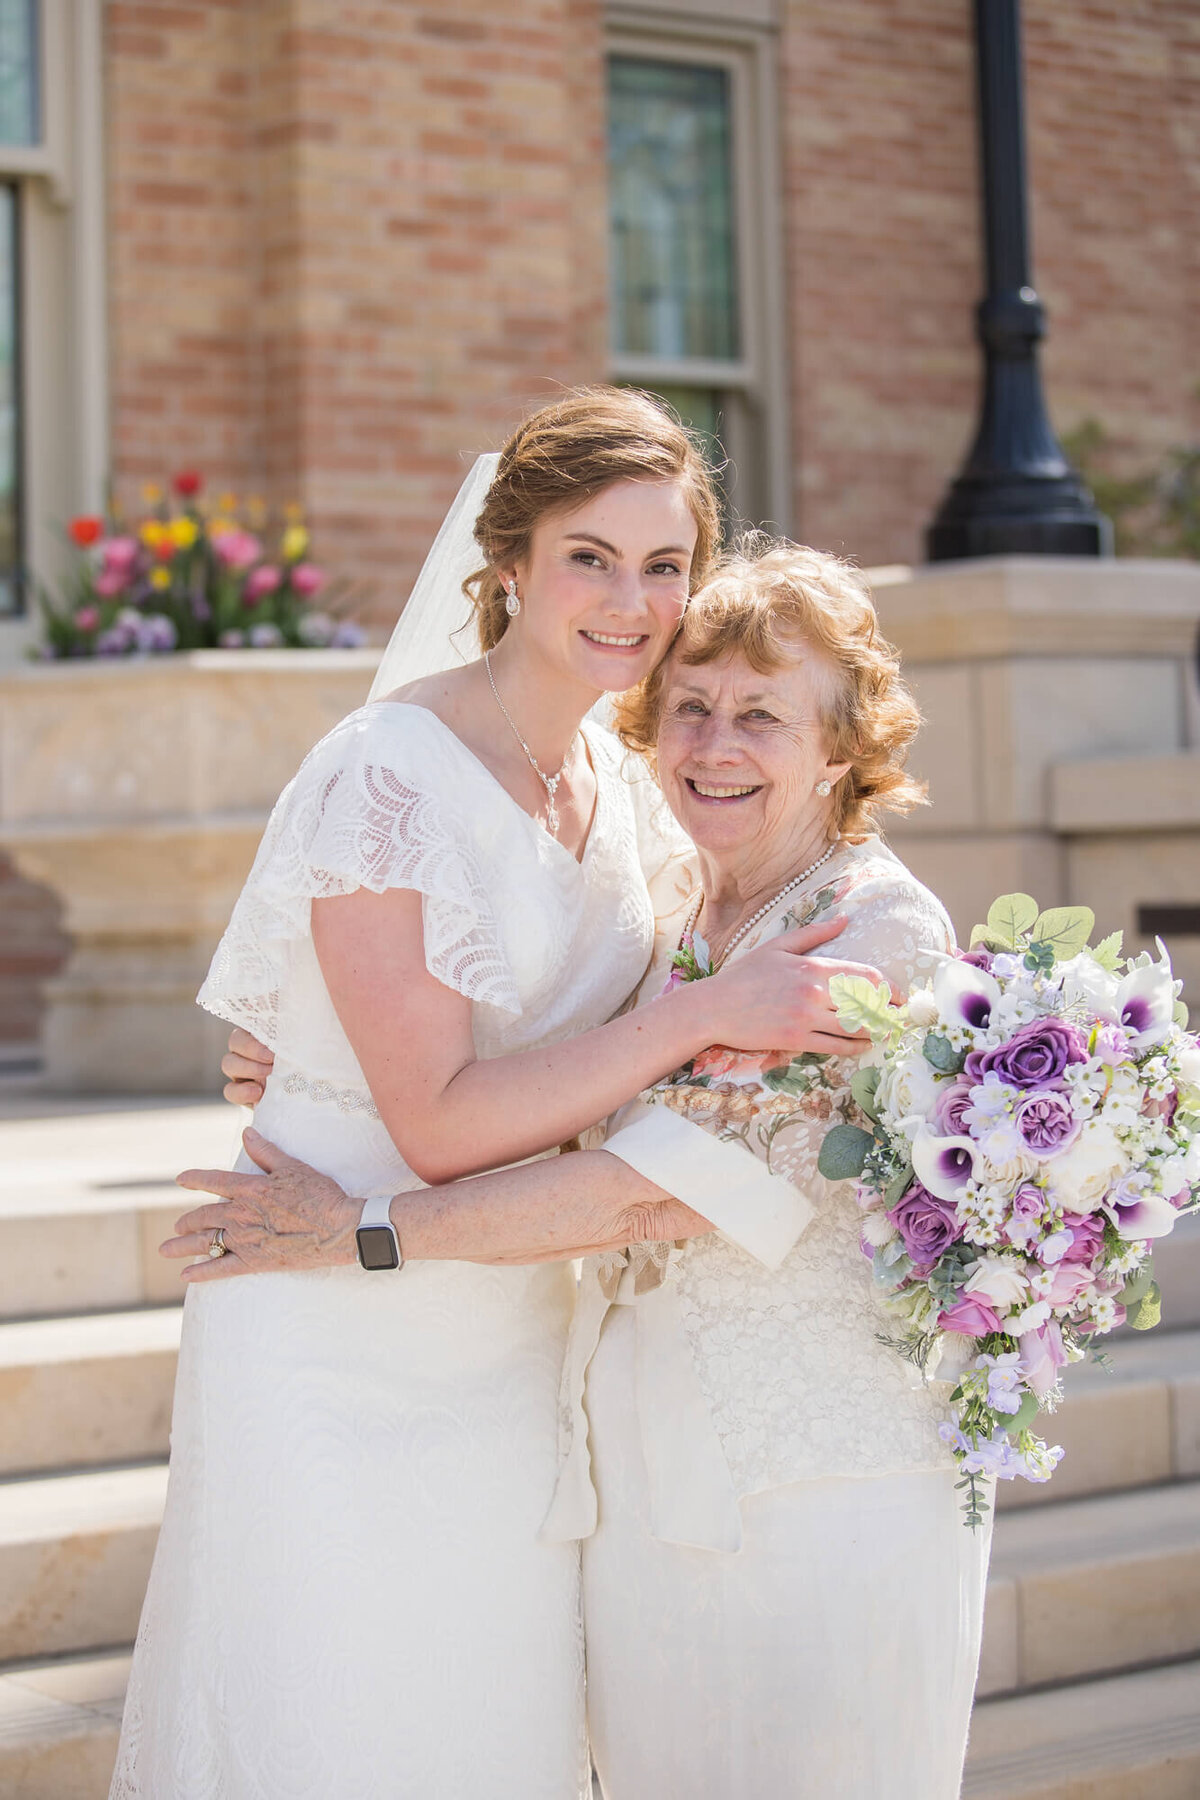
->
xmin=368 ymin=452 xmax=501 ymax=701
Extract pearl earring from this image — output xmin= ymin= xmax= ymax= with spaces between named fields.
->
xmin=816 ymin=779 xmax=832 ymax=798
xmin=505 ymin=581 xmax=521 ymax=618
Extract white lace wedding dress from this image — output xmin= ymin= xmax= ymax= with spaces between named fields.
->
xmin=109 ymin=701 xmax=661 ymax=1800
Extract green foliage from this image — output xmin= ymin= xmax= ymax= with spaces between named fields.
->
xmin=849 ymin=1065 xmax=882 ymax=1122
xmin=1126 ymin=1280 xmax=1162 ymax=1332
xmin=1063 ymin=417 xmax=1200 ymax=561
xmin=923 ymin=1033 xmax=966 ymax=1075
xmin=828 ymin=973 xmax=896 ymax=1042
xmin=1091 ymin=931 xmax=1124 ymax=972
xmin=1029 ymin=906 xmax=1096 ymax=960
xmin=817 ymin=1122 xmax=875 ymax=1181
xmin=999 ymin=1392 xmax=1040 ymax=1437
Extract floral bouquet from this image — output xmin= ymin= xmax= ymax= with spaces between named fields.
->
xmin=819 ymin=894 xmax=1200 ymax=1526
xmin=34 ymin=470 xmax=367 ymax=659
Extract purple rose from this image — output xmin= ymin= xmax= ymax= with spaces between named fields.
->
xmin=888 ymin=1182 xmax=963 ymax=1269
xmin=966 ymin=1017 xmax=1089 ymax=1088
xmin=1004 ymin=1182 xmax=1045 ymax=1247
xmin=1057 ymin=1212 xmax=1106 ymax=1266
xmin=933 ymin=1080 xmax=974 ymax=1139
xmin=959 ymin=948 xmax=994 ymax=971
xmin=1015 ymin=1087 xmax=1080 ymax=1156
xmin=937 ymin=1295 xmax=1003 ymax=1338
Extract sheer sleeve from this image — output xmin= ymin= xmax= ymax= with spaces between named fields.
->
xmin=197 ymin=704 xmax=521 ymax=1048
xmin=619 ymin=747 xmax=697 ymax=926
xmin=604 ymin=857 xmax=954 ymax=1266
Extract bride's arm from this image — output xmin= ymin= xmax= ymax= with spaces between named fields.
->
xmin=168 ymin=1127 xmax=710 ymax=1279
xmin=307 ymin=887 xmax=863 ymax=1184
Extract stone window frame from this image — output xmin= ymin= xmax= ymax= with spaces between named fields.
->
xmin=605 ymin=3 xmax=791 ymax=533
xmin=0 ymin=0 xmax=107 ymax=662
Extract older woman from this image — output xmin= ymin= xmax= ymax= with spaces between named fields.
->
xmin=175 ymin=542 xmax=990 ymax=1799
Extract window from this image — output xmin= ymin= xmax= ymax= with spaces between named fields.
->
xmin=0 ymin=0 xmax=108 ymax=652
xmin=605 ymin=15 xmax=788 ymax=531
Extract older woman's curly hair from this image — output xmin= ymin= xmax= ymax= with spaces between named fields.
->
xmin=613 ymin=537 xmax=928 ymax=841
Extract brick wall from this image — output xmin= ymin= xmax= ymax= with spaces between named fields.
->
xmin=105 ymin=0 xmax=609 ymax=627
xmin=779 ymin=0 xmax=1200 ymax=567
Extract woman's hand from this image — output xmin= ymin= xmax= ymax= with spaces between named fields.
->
xmin=699 ymin=915 xmax=881 ymax=1056
xmin=165 ymin=1128 xmax=359 ymax=1282
xmin=221 ymin=1028 xmax=275 ymax=1106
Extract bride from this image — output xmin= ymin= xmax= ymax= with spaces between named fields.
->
xmin=110 ymin=387 xmax=870 ymax=1800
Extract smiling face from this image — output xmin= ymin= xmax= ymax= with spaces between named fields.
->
xmin=656 ymin=642 xmax=853 ymax=869
xmin=500 ymin=478 xmax=698 ymax=693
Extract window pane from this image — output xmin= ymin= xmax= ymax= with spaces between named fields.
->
xmin=0 ymin=185 xmax=20 ymax=614
xmin=0 ymin=0 xmax=37 ymax=147
xmin=608 ymin=56 xmax=739 ymax=363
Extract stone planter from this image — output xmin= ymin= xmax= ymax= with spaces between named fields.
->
xmin=0 ymin=650 xmax=379 ymax=1091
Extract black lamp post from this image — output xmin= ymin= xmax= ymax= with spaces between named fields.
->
xmin=926 ymin=0 xmax=1110 ymax=561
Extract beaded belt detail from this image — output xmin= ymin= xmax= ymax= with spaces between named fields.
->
xmin=280 ymin=1072 xmax=381 ymax=1119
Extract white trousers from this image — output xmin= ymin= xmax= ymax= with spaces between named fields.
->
xmin=582 ymin=1308 xmax=991 ymax=1800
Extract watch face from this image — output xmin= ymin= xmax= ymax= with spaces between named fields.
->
xmin=356 ymin=1225 xmax=400 ymax=1271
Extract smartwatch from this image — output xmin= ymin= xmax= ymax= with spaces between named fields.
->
xmin=355 ymin=1193 xmax=403 ymax=1271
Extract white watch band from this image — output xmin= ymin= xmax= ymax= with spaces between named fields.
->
xmin=356 ymin=1193 xmax=402 ymax=1270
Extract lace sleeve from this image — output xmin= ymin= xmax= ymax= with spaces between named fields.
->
xmin=197 ymin=704 xmax=520 ymax=1046
xmin=643 ymin=861 xmax=955 ymax=1226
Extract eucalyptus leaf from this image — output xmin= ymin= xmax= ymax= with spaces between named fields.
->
xmin=986 ymin=893 xmax=1039 ymax=947
xmin=1029 ymin=905 xmax=1095 ymax=960
xmin=817 ymin=1122 xmax=874 ymax=1181
xmin=923 ymin=1033 xmax=966 ymax=1075
xmin=1127 ymin=1280 xmax=1162 ymax=1332
xmin=1173 ymin=1000 xmax=1191 ymax=1029
xmin=969 ymin=925 xmax=1012 ymax=953
xmin=1091 ymin=930 xmax=1124 ymax=972
xmin=872 ymin=1245 xmax=913 ymax=1290
xmin=828 ymin=973 xmax=896 ymax=1041
xmin=882 ymin=1163 xmax=915 ymax=1208
xmin=849 ymin=1065 xmax=882 ymax=1122
xmin=998 ymin=1391 xmax=1040 ymax=1436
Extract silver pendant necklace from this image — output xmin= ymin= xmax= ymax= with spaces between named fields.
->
xmin=681 ymin=840 xmax=840 ymax=972
xmin=484 ymin=650 xmax=575 ymax=838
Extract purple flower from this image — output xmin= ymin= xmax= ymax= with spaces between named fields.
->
xmin=966 ymin=1018 xmax=1089 ymax=1088
xmin=1004 ymin=1183 xmax=1046 ymax=1248
xmin=933 ymin=1080 xmax=974 ymax=1138
xmin=1014 ymin=1087 xmax=1080 ymax=1157
xmin=1057 ymin=1212 xmax=1106 ymax=1266
xmin=959 ymin=948 xmax=994 ymax=971
xmin=1091 ymin=1023 xmax=1133 ymax=1066
xmin=331 ymin=620 xmax=368 ymax=647
xmin=887 ymin=1182 xmax=963 ymax=1268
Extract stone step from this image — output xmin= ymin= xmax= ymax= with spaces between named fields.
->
xmin=996 ymin=1323 xmax=1200 ymax=1512
xmin=0 ymin=1309 xmax=181 ymax=1478
xmin=1152 ymin=1208 xmax=1200 ymax=1331
xmin=0 ymin=1651 xmax=128 ymax=1800
xmin=978 ymin=1479 xmax=1200 ymax=1697
xmin=963 ymin=1658 xmax=1200 ymax=1800
xmin=0 ymin=1097 xmax=238 ymax=1319
xmin=0 ymin=1465 xmax=165 ymax=1663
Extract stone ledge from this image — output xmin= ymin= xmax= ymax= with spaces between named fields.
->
xmin=1051 ymin=752 xmax=1200 ymax=834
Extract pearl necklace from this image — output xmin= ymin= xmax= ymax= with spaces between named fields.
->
xmin=484 ymin=650 xmax=576 ymax=838
xmin=681 ymin=840 xmax=840 ymax=972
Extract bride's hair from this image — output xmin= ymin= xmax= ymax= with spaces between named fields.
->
xmin=465 ymin=386 xmax=723 ymax=651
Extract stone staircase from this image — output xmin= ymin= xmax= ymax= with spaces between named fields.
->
xmin=0 ymin=1095 xmax=1198 ymax=1798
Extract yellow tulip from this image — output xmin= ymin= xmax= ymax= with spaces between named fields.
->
xmin=170 ymin=517 xmax=199 ymax=550
xmin=281 ymin=525 xmax=309 ymax=562
xmin=219 ymin=492 xmax=238 ymax=514
xmin=209 ymin=515 xmax=237 ymax=537
xmin=140 ymin=520 xmax=168 ymax=549
xmin=150 ymin=567 xmax=172 ymax=590
xmin=141 ymin=482 xmax=163 ymax=506
xmin=283 ymin=501 xmax=305 ymax=522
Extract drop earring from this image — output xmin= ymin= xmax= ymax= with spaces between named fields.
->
xmin=816 ymin=779 xmax=832 ymax=797
xmin=505 ymin=581 xmax=521 ymax=618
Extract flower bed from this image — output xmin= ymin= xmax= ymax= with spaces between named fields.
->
xmin=36 ymin=470 xmax=366 ymax=657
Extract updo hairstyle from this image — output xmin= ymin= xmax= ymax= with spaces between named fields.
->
xmin=465 ymin=387 xmax=723 ymax=652
xmin=613 ymin=538 xmax=928 ymax=841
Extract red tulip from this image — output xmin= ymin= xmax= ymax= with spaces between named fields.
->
xmin=173 ymin=471 xmax=202 ymax=498
xmin=69 ymin=516 xmax=104 ymax=547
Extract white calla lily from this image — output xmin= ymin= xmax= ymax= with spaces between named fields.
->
xmin=1111 ymin=1192 xmax=1182 ymax=1240
xmin=932 ymin=960 xmax=1001 ymax=1032
xmin=1115 ymin=946 xmax=1177 ymax=1051
xmin=912 ymin=1126 xmax=979 ymax=1202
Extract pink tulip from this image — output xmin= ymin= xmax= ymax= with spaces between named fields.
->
xmin=290 ymin=562 xmax=325 ymax=597
xmin=244 ymin=564 xmax=282 ymax=601
xmin=76 ymin=605 xmax=100 ymax=631
xmin=94 ymin=568 xmax=128 ymax=599
xmin=212 ymin=529 xmax=261 ymax=571
xmin=102 ymin=536 xmax=139 ymax=572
